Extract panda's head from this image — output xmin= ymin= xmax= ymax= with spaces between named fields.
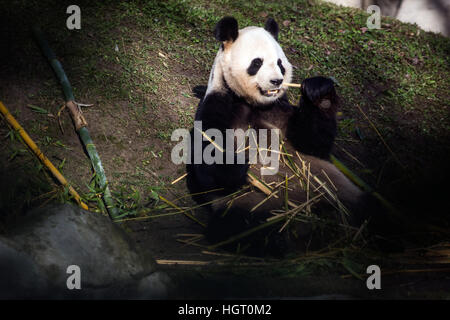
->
xmin=209 ymin=17 xmax=293 ymax=105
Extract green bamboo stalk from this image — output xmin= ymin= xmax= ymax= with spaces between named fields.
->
xmin=330 ymin=155 xmax=373 ymax=193
xmin=33 ymin=26 xmax=119 ymax=219
xmin=78 ymin=127 xmax=118 ymax=217
xmin=330 ymin=154 xmax=402 ymax=219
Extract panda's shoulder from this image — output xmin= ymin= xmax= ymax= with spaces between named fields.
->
xmin=194 ymin=90 xmax=239 ymax=129
xmin=196 ymin=91 xmax=231 ymax=114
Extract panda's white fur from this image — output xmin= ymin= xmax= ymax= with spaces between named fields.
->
xmin=206 ymin=26 xmax=292 ymax=105
xmin=187 ymin=17 xmax=371 ymax=255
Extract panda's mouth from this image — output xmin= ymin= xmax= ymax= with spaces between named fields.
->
xmin=258 ymin=86 xmax=281 ymax=97
xmin=267 ymin=89 xmax=280 ymax=95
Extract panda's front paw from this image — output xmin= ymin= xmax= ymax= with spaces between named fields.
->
xmin=301 ymin=76 xmax=336 ymax=102
xmin=317 ymin=99 xmax=332 ymax=110
xmin=300 ymin=76 xmax=338 ymax=117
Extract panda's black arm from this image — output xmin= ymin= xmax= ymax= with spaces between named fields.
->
xmin=286 ymin=77 xmax=338 ymax=160
xmin=286 ymin=101 xmax=337 ymax=160
xmin=191 ymin=93 xmax=249 ymax=192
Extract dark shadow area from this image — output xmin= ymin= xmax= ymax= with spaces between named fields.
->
xmin=334 ymin=38 xmax=450 ymax=240
xmin=0 ymin=158 xmax=53 ymax=227
xmin=1 ymin=1 xmax=81 ymax=84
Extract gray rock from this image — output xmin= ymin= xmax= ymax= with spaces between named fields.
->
xmin=0 ymin=239 xmax=49 ymax=298
xmin=0 ymin=204 xmax=171 ymax=299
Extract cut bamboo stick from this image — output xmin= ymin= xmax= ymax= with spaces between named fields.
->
xmin=159 ymin=195 xmax=206 ymax=227
xmin=171 ymin=172 xmax=188 ymax=185
xmin=156 ymin=259 xmax=211 ymax=265
xmin=282 ymin=82 xmax=302 ymax=88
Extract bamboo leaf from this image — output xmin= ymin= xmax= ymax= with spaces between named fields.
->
xmin=27 ymin=104 xmax=49 ymax=114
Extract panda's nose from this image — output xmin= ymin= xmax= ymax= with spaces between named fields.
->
xmin=270 ymin=79 xmax=283 ymax=86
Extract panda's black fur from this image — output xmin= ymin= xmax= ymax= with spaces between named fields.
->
xmin=186 ymin=17 xmax=386 ymax=256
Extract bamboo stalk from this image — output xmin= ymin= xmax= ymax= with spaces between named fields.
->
xmin=247 ymin=172 xmax=274 ymax=196
xmin=155 ymin=259 xmax=272 ymax=266
xmin=282 ymin=83 xmax=302 ymax=88
xmin=156 ymin=259 xmax=212 ymax=265
xmin=0 ymin=101 xmax=88 ymax=210
xmin=171 ymin=172 xmax=188 ymax=185
xmin=33 ymin=26 xmax=119 ymax=219
xmin=159 ymin=195 xmax=206 ymax=227
xmin=331 ymin=155 xmax=373 ymax=192
xmin=330 ymin=154 xmax=402 ymax=219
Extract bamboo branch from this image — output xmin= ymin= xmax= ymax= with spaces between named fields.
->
xmin=330 ymin=154 xmax=402 ymax=219
xmin=33 ymin=26 xmax=119 ymax=219
xmin=0 ymin=101 xmax=88 ymax=211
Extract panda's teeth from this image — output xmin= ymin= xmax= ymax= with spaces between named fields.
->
xmin=267 ymin=89 xmax=279 ymax=95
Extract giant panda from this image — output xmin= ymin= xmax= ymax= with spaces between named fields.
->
xmin=186 ymin=17 xmax=377 ymax=256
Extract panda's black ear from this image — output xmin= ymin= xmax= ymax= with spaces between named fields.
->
xmin=265 ymin=18 xmax=279 ymax=41
xmin=214 ymin=17 xmax=238 ymax=42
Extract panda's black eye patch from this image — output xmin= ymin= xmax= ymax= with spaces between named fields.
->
xmin=247 ymin=58 xmax=263 ymax=76
xmin=277 ymin=59 xmax=285 ymax=75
